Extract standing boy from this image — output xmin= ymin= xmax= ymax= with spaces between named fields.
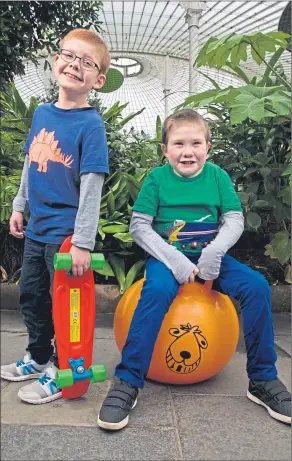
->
xmin=1 ymin=29 xmax=110 ymax=404
xmin=98 ymin=109 xmax=291 ymax=430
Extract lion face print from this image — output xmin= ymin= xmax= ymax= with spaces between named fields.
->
xmin=166 ymin=323 xmax=208 ymax=374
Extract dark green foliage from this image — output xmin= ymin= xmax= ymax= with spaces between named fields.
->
xmin=183 ymin=31 xmax=291 ymax=282
xmin=0 ymin=1 xmax=103 ymax=90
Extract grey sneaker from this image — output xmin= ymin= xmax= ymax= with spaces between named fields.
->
xmin=247 ymin=378 xmax=291 ymax=424
xmin=97 ymin=378 xmax=138 ymax=431
xmin=18 ymin=363 xmax=62 ymax=404
xmin=1 ymin=354 xmax=49 ymax=382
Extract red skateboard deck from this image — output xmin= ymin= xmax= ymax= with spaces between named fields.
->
xmin=52 ymin=236 xmax=96 ymax=399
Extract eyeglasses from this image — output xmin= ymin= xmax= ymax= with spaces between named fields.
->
xmin=60 ymin=49 xmax=101 ymax=73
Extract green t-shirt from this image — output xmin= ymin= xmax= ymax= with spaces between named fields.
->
xmin=133 ymin=162 xmax=242 ymax=256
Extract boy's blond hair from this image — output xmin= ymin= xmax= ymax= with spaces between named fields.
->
xmin=59 ymin=29 xmax=111 ymax=74
xmin=162 ymin=109 xmax=211 ymax=145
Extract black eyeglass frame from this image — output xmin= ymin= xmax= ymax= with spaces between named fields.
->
xmin=59 ymin=48 xmax=101 ymax=73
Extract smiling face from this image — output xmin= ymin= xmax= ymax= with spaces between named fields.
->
xmin=161 ymin=120 xmax=211 ymax=178
xmin=54 ymin=38 xmax=106 ymax=98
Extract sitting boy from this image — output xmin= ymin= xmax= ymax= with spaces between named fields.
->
xmin=98 ymin=109 xmax=291 ymax=430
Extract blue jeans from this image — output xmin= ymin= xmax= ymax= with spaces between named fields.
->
xmin=19 ymin=237 xmax=61 ymax=365
xmin=115 ymin=255 xmax=277 ymax=388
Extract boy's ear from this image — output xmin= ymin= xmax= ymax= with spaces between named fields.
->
xmin=93 ymin=73 xmax=106 ymax=90
xmin=161 ymin=144 xmax=167 ymax=156
xmin=53 ymin=54 xmax=60 ymax=67
xmin=206 ymin=142 xmax=211 ymax=158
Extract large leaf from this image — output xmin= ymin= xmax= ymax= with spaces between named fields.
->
xmin=230 ymin=41 xmax=248 ymax=67
xmin=271 ymin=97 xmax=291 ymax=116
xmin=117 ymin=107 xmax=145 ymax=128
xmin=279 ymin=186 xmax=291 ymax=206
xmin=243 ymin=167 xmax=260 ymax=177
xmin=26 ymin=96 xmax=38 ymax=124
xmin=246 ymin=211 xmax=261 ymax=230
xmin=94 ymin=260 xmax=115 ymax=277
xmin=194 ymin=32 xmax=291 ymax=92
xmin=109 ymin=255 xmax=126 ymax=293
xmin=237 ymin=191 xmax=249 ymax=205
xmin=108 ymin=211 xmax=124 ymax=221
xmin=253 ymin=200 xmax=271 ymax=209
xmin=260 ymin=167 xmax=271 ymax=177
xmin=100 ymin=179 xmax=124 ymax=208
xmin=102 ymin=223 xmax=128 ymax=234
xmin=196 ymin=31 xmax=289 ymax=69
xmin=12 ymin=85 xmax=27 ymax=116
xmin=113 ymin=232 xmax=133 ymax=243
xmin=227 ymin=85 xmax=289 ymax=123
xmin=107 ymin=190 xmax=115 ymax=217
xmin=263 ymin=176 xmax=276 ymax=193
xmin=125 ymin=260 xmax=145 ymax=292
xmin=230 ymin=95 xmax=265 ymax=124
xmin=264 ymin=231 xmax=291 ymax=265
xmin=102 ymin=102 xmax=128 ymax=122
xmin=124 ymin=173 xmax=142 ymax=202
xmin=183 ymin=87 xmax=240 ymax=109
xmin=156 ymin=116 xmax=162 ymax=142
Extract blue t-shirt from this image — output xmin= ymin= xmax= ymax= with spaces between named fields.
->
xmin=24 ymin=103 xmax=109 ymax=244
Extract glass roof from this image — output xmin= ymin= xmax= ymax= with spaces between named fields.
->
xmin=14 ymin=1 xmax=290 ymax=135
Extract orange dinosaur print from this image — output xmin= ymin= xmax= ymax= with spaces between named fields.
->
xmin=28 ymin=129 xmax=74 ymax=173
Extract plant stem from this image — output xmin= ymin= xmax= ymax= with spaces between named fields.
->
xmin=249 ymin=43 xmax=291 ymax=91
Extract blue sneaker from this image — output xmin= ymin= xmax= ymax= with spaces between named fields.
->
xmin=18 ymin=363 xmax=62 ymax=404
xmin=1 ymin=353 xmax=49 ymax=382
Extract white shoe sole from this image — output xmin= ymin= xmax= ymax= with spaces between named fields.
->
xmin=97 ymin=398 xmax=137 ymax=430
xmin=247 ymin=390 xmax=291 ymax=424
xmin=18 ymin=391 xmax=62 ymax=405
xmin=1 ymin=372 xmax=45 ymax=382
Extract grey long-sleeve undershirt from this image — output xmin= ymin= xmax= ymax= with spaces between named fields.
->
xmin=13 ymin=155 xmax=104 ymax=251
xmin=130 ymin=211 xmax=244 ymax=283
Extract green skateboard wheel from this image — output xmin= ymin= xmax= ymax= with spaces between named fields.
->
xmin=56 ymin=369 xmax=74 ymax=388
xmin=54 ymin=253 xmax=72 ymax=270
xmin=54 ymin=253 xmax=105 ymax=270
xmin=90 ymin=254 xmax=105 ymax=270
xmin=89 ymin=364 xmax=107 ymax=383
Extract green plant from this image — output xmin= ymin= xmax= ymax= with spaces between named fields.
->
xmin=182 ymin=31 xmax=291 ymax=282
xmin=88 ymin=95 xmax=161 ymax=173
xmin=93 ymin=169 xmax=148 ymax=293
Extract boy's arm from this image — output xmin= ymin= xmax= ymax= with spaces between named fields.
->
xmin=12 ymin=155 xmax=29 ymax=212
xmin=130 ymin=211 xmax=197 ymax=284
xmin=71 ymin=172 xmax=105 ymax=251
xmin=197 ymin=210 xmax=244 ymax=280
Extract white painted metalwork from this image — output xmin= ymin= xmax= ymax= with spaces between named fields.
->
xmin=13 ymin=1 xmax=290 ymax=135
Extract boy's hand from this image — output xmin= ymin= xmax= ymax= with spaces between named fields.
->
xmin=10 ymin=211 xmax=25 ymax=238
xmin=197 ymin=243 xmax=223 ymax=280
xmin=184 ymin=266 xmax=199 ymax=284
xmin=69 ymin=245 xmax=91 ymax=277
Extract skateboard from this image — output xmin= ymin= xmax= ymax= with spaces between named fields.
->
xmin=52 ymin=236 xmax=106 ymax=399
